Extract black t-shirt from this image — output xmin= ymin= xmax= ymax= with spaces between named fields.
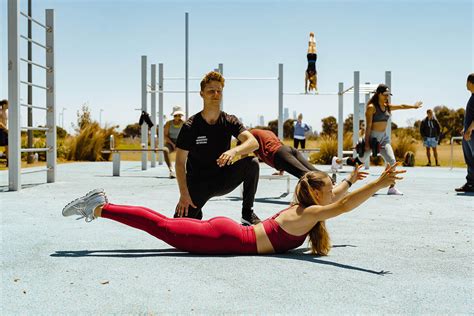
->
xmin=465 ymin=94 xmax=474 ymax=132
xmin=176 ymin=111 xmax=246 ymax=177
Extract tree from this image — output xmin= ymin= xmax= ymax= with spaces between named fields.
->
xmin=266 ymin=118 xmax=295 ymax=138
xmin=433 ymin=105 xmax=465 ymax=141
xmin=321 ymin=116 xmax=337 ymax=137
xmin=122 ymin=123 xmax=141 ymax=138
xmin=75 ymin=103 xmax=92 ymax=132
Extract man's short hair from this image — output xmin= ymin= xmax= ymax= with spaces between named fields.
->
xmin=200 ymin=71 xmax=225 ymax=91
xmin=427 ymin=109 xmax=433 ymax=114
xmin=467 ymin=73 xmax=474 ymax=84
xmin=0 ymin=99 xmax=8 ymax=106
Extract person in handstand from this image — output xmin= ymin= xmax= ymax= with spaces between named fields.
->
xmin=305 ymin=32 xmax=318 ymax=94
xmin=62 ymin=164 xmax=403 ymax=255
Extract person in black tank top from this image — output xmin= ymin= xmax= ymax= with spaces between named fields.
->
xmin=305 ymin=32 xmax=318 ymax=94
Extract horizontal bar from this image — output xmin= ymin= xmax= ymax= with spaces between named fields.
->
xmin=20 ymin=81 xmax=50 ymax=91
xmin=21 ymin=126 xmax=50 ymax=131
xmin=20 ymin=58 xmax=51 ymax=71
xmin=148 ymin=90 xmax=200 ymax=94
xmin=225 ymin=77 xmax=278 ymax=80
xmin=451 ymin=136 xmax=463 ymax=143
xmin=284 ymin=92 xmax=339 ymax=96
xmin=20 ymin=35 xmax=50 ymax=51
xmin=20 ymin=11 xmax=49 ymax=30
xmin=163 ymin=77 xmax=201 ymax=80
xmin=21 ymin=167 xmax=53 ymax=175
xmin=21 ymin=147 xmax=51 ymax=153
xmin=20 ymin=103 xmax=48 ymax=111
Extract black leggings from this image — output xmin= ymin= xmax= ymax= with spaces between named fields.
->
xmin=273 ymin=145 xmax=318 ymax=178
xmin=293 ymin=139 xmax=306 ymax=149
xmin=177 ymin=157 xmax=260 ymax=219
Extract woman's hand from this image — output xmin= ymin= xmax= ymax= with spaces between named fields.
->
xmin=413 ymin=101 xmax=423 ymax=109
xmin=376 ymin=163 xmax=406 ymax=188
xmin=348 ymin=164 xmax=368 ymax=184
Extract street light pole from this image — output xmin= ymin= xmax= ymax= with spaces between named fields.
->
xmin=61 ymin=107 xmax=66 ymax=129
xmin=99 ymin=109 xmax=104 ymax=127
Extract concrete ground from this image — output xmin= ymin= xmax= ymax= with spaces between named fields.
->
xmin=1 ymin=161 xmax=473 ymax=314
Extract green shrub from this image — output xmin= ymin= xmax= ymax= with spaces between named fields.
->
xmin=67 ymin=122 xmax=118 ymax=161
xmin=309 ymin=134 xmax=353 ymax=165
xmin=391 ymin=133 xmax=417 ymax=161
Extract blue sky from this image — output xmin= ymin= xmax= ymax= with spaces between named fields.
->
xmin=1 ymin=0 xmax=473 ymax=133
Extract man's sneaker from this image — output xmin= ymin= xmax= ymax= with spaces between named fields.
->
xmin=455 ymin=183 xmax=474 ymax=192
xmin=387 ymin=187 xmax=403 ymax=195
xmin=331 ymin=156 xmax=342 ymax=172
xmin=241 ymin=212 xmax=261 ymax=226
xmin=62 ymin=189 xmax=108 ymax=222
xmin=169 ymin=170 xmax=176 ymax=179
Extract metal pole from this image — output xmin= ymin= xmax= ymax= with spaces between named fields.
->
xmin=185 ymin=12 xmax=189 ymax=119
xmin=337 ymin=82 xmax=343 ymax=158
xmin=218 ymin=63 xmax=224 ymax=111
xmin=158 ymin=63 xmax=164 ymax=165
xmin=8 ymin=0 xmax=21 ymax=191
xmin=27 ymin=0 xmax=33 ymax=164
xmin=385 ymin=71 xmax=392 ymax=137
xmin=353 ymin=71 xmax=360 ymax=150
xmin=61 ymin=107 xmax=65 ymax=128
xmin=45 ymin=9 xmax=56 ymax=183
xmin=141 ymin=55 xmax=147 ymax=170
xmin=278 ymin=63 xmax=283 ymax=140
xmin=150 ymin=64 xmax=156 ymax=167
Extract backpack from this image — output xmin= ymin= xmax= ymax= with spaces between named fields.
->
xmin=403 ymin=151 xmax=415 ymax=167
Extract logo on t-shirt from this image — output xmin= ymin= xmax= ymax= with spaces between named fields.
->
xmin=196 ymin=136 xmax=207 ymax=145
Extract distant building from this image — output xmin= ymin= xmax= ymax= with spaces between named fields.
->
xmin=258 ymin=115 xmax=265 ymax=126
xmin=283 ymin=107 xmax=289 ymax=121
xmin=292 ymin=110 xmax=297 ymax=120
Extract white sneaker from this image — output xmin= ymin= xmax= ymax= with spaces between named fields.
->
xmin=169 ymin=170 xmax=176 ymax=179
xmin=387 ymin=187 xmax=403 ymax=195
xmin=62 ymin=189 xmax=108 ymax=222
xmin=331 ymin=156 xmax=342 ymax=172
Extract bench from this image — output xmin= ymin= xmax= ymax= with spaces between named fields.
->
xmin=101 ymin=148 xmax=167 ymax=176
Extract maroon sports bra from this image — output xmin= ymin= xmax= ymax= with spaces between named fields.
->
xmin=262 ymin=208 xmax=308 ymax=253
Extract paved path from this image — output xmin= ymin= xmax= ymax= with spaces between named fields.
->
xmin=1 ymin=162 xmax=472 ymax=314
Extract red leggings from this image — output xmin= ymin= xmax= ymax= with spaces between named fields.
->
xmin=101 ymin=203 xmax=258 ymax=255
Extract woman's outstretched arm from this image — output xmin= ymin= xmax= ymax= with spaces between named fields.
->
xmin=307 ymin=163 xmax=405 ymax=222
xmin=389 ymin=101 xmax=423 ymax=111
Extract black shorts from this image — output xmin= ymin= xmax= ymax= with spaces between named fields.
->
xmin=0 ymin=129 xmax=8 ymax=146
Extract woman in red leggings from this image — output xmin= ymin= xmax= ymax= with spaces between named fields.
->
xmin=62 ymin=164 xmax=403 ymax=255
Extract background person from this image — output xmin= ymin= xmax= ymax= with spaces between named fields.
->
xmin=293 ymin=113 xmax=310 ymax=149
xmin=305 ymin=32 xmax=318 ymax=93
xmin=163 ymin=105 xmax=185 ymax=178
xmin=362 ymin=84 xmax=422 ymax=195
xmin=419 ymin=109 xmax=441 ymax=166
xmin=0 ymin=99 xmax=8 ymax=166
xmin=455 ymin=73 xmax=474 ymax=193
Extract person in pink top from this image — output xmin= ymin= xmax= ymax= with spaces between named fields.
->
xmin=62 ymin=164 xmax=404 ymax=255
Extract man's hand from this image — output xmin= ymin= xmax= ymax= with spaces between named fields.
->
xmin=216 ymin=148 xmax=237 ymax=167
xmin=464 ymin=128 xmax=472 ymax=141
xmin=348 ymin=164 xmax=368 ymax=184
xmin=168 ymin=142 xmax=176 ymax=151
xmin=175 ymin=193 xmax=197 ymax=217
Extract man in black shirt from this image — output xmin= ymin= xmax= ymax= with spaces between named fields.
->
xmin=455 ymin=73 xmax=474 ymax=192
xmin=175 ymin=71 xmax=261 ymax=224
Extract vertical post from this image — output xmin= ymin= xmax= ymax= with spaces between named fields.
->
xmin=353 ymin=71 xmax=360 ymax=150
xmin=150 ymin=64 xmax=157 ymax=167
xmin=8 ymin=0 xmax=20 ymax=191
xmin=158 ymin=63 xmax=164 ymax=165
xmin=218 ymin=63 xmax=224 ymax=111
xmin=385 ymin=71 xmax=392 ymax=137
xmin=278 ymin=63 xmax=283 ymax=140
xmin=27 ymin=0 xmax=33 ymax=164
xmin=337 ymin=82 xmax=344 ymax=158
xmin=185 ymin=12 xmax=189 ymax=119
xmin=141 ymin=55 xmax=148 ymax=170
xmin=46 ymin=9 xmax=56 ymax=183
